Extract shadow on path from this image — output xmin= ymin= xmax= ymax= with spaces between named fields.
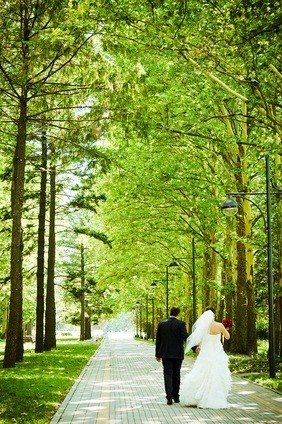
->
xmin=50 ymin=333 xmax=282 ymax=424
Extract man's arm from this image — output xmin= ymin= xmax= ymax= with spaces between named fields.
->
xmin=179 ymin=320 xmax=189 ymax=341
xmin=155 ymin=323 xmax=161 ymax=360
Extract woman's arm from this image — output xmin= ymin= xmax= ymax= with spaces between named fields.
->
xmin=220 ymin=323 xmax=230 ymax=340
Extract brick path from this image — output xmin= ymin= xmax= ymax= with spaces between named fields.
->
xmin=50 ymin=334 xmax=282 ymax=423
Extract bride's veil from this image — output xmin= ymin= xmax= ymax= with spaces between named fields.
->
xmin=185 ymin=310 xmax=215 ymax=352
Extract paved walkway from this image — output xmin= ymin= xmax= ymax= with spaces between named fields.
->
xmin=50 ymin=334 xmax=282 ymax=423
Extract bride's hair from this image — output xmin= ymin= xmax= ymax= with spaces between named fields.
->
xmin=205 ymin=306 xmax=215 ymax=314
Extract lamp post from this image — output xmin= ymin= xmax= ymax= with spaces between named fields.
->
xmin=221 ymin=154 xmax=281 ymax=379
xmin=134 ymin=307 xmax=138 ymax=337
xmin=152 ymin=296 xmax=155 ymax=341
xmin=166 ymin=265 xmax=169 ymax=319
xmin=145 ymin=294 xmax=149 ymax=339
xmin=151 ymin=281 xmax=157 ymax=341
xmin=192 ymin=238 xmax=196 ymax=323
xmin=166 ymin=260 xmax=178 ymax=318
xmin=135 ymin=302 xmax=140 ymax=337
xmin=139 ymin=304 xmax=143 ymax=338
xmin=169 ymin=238 xmax=197 ymax=322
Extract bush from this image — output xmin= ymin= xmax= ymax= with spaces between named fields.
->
xmin=256 ymin=316 xmax=268 ymax=339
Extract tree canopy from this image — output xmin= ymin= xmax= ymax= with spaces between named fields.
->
xmin=0 ymin=0 xmax=281 ymax=366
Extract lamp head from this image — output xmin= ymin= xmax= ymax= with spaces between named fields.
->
xmin=221 ymin=198 xmax=238 ymax=216
xmin=169 ymin=259 xmax=179 ymax=267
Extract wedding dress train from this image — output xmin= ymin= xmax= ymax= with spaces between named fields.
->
xmin=180 ymin=333 xmax=231 ymax=409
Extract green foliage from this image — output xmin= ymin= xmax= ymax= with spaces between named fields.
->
xmin=244 ymin=373 xmax=282 ymax=393
xmin=0 ymin=0 xmax=280 ymax=357
xmin=90 ymin=1 xmax=281 ymax=352
xmin=229 ymin=340 xmax=282 ymax=392
xmin=0 ymin=339 xmax=99 ymax=423
xmin=74 ymin=227 xmax=112 ymax=248
xmin=256 ymin=315 xmax=269 ymax=340
xmin=229 ymin=352 xmax=270 ymax=374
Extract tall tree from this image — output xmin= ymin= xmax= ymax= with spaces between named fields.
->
xmin=35 ymin=131 xmax=47 ymax=352
xmin=1 ymin=0 xmax=97 ymax=367
xmin=93 ymin=0 xmax=280 ymax=354
xmin=44 ymin=142 xmax=56 ymax=351
xmin=80 ymin=243 xmax=86 ymax=341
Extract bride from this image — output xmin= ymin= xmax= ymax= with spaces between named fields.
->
xmin=180 ymin=307 xmax=232 ymax=409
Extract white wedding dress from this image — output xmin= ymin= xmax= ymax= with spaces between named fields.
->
xmin=180 ymin=333 xmax=232 ymax=409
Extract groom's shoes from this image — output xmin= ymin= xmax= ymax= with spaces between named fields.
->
xmin=167 ymin=397 xmax=180 ymax=405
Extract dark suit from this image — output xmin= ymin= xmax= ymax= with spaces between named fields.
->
xmin=156 ymin=317 xmax=189 ymax=402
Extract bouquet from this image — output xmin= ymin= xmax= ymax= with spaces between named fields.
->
xmin=222 ymin=318 xmax=233 ymax=329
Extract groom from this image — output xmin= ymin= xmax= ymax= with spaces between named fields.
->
xmin=155 ymin=307 xmax=189 ymax=405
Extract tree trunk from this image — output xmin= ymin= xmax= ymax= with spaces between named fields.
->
xmin=16 ymin=228 xmax=24 ymax=362
xmin=246 ymin=260 xmax=257 ymax=354
xmin=3 ymin=98 xmax=27 ymax=368
xmin=202 ymin=242 xmax=217 ymax=308
xmin=219 ymin=99 xmax=257 ymax=354
xmin=80 ymin=243 xmax=86 ymax=341
xmin=274 ymin=208 xmax=282 ymax=355
xmin=35 ymin=134 xmax=47 ymax=353
xmin=44 ymin=143 xmax=56 ymax=351
xmin=85 ymin=316 xmax=92 ymax=340
xmin=273 ymin=150 xmax=282 ymax=356
xmin=276 ymin=297 xmax=282 ymax=357
xmin=221 ymin=255 xmax=235 ymax=352
xmin=222 ymin=228 xmax=236 ymax=320
xmin=239 ymin=105 xmax=257 ymax=354
xmin=233 ymin=185 xmax=256 ymax=353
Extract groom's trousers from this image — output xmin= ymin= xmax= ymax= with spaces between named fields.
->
xmin=162 ymin=358 xmax=183 ymax=401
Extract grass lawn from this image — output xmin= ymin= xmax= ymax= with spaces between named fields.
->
xmin=0 ymin=339 xmax=99 ymax=424
xmin=228 ymin=340 xmax=282 ymax=393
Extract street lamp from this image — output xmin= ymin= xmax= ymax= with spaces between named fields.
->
xmin=169 ymin=238 xmax=197 ymax=322
xmin=151 ymin=281 xmax=157 ymax=341
xmin=221 ymin=198 xmax=238 ymax=217
xmin=166 ymin=260 xmax=179 ymax=318
xmin=135 ymin=302 xmax=140 ymax=337
xmin=221 ymin=154 xmax=281 ymax=378
xmin=145 ymin=294 xmax=149 ymax=339
xmin=139 ymin=303 xmax=143 ymax=338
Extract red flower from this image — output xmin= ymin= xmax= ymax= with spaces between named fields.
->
xmin=222 ymin=318 xmax=233 ymax=328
